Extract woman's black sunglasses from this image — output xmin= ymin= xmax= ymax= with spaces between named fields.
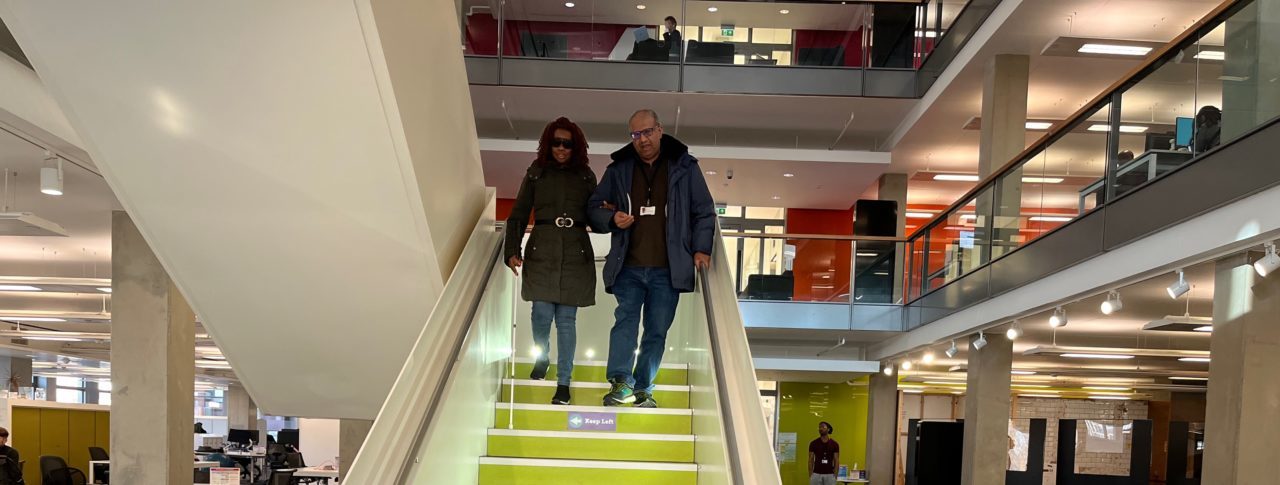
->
xmin=551 ymin=138 xmax=574 ymax=149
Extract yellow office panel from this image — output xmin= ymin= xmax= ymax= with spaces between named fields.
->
xmin=12 ymin=407 xmax=42 ymax=485
xmin=95 ymin=411 xmax=110 ymax=451
xmin=69 ymin=410 xmax=96 ymax=476
xmin=39 ymin=409 xmax=71 ymax=466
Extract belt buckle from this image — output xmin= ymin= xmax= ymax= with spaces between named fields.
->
xmin=555 ymin=217 xmax=574 ymax=228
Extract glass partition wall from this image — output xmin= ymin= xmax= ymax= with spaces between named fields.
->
xmin=905 ymin=0 xmax=1280 ymax=302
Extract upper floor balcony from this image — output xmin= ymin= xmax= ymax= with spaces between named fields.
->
xmin=458 ymin=0 xmax=990 ymax=97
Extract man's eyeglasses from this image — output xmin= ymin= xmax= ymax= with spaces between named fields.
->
xmin=629 ymin=126 xmax=659 ymax=140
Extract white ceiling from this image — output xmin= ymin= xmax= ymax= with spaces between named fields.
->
xmin=888 ymin=0 xmax=1224 ymax=208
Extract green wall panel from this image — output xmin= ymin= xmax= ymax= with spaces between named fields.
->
xmin=38 ymin=409 xmax=70 ymax=469
xmin=777 ymin=380 xmax=869 ymax=485
xmin=9 ymin=406 xmax=110 ymax=485
xmin=68 ymin=411 xmax=95 ymax=478
xmin=94 ymin=411 xmax=110 ymax=451
xmin=13 ymin=407 xmax=41 ymax=485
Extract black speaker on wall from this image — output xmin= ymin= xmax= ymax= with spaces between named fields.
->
xmin=853 ymin=199 xmax=898 ymax=303
xmin=908 ymin=421 xmax=964 ymax=485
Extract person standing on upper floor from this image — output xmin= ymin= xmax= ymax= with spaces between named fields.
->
xmin=662 ymin=16 xmax=682 ymax=61
xmin=808 ymin=422 xmax=840 ymax=485
xmin=588 ymin=109 xmax=716 ymax=408
xmin=504 ymin=117 xmax=599 ymax=406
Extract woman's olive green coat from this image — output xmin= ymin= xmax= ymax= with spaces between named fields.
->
xmin=503 ymin=161 xmax=598 ymax=307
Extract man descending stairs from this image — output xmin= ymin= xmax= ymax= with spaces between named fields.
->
xmin=478 ymin=358 xmax=697 ymax=484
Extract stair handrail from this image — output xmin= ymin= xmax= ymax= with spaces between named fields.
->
xmin=699 ymin=224 xmax=784 ymax=485
xmin=344 ymin=211 xmax=503 ymax=484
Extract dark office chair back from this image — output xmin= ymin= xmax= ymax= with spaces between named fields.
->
xmin=40 ymin=455 xmax=87 ymax=485
xmin=269 ymin=469 xmax=296 ymax=485
xmin=88 ymin=447 xmax=109 ymax=461
xmin=284 ymin=452 xmax=304 ymax=468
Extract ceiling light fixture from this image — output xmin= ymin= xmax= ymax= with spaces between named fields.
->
xmin=922 ymin=352 xmax=935 ymax=364
xmin=1194 ymin=50 xmax=1225 ymax=61
xmin=1255 ymin=242 xmax=1280 ymax=277
xmin=771 ymin=195 xmax=781 ymax=200
xmin=1061 ymin=353 xmax=1135 ymax=359
xmin=40 ymin=153 xmax=64 ymax=196
xmin=1022 ymin=177 xmax=1065 ymax=184
xmin=22 ymin=336 xmax=81 ymax=342
xmin=901 ymin=360 xmax=913 ymax=371
xmin=705 ymin=170 xmax=717 ymax=175
xmin=1169 ymin=376 xmax=1208 ymax=381
xmin=1167 ymin=269 xmax=1190 ymax=299
xmin=906 ymin=212 xmax=935 ymax=219
xmin=973 ymin=331 xmax=988 ymax=350
xmin=1020 ymin=394 xmax=1061 ymax=398
xmin=0 ymin=317 xmax=67 ymax=322
xmin=779 ymin=9 xmax=790 ymax=14
xmin=636 ymin=4 xmax=647 ymax=9
xmin=1078 ymin=43 xmax=1153 ymax=56
xmin=564 ymin=2 xmax=575 ymax=7
xmin=0 ymin=285 xmax=41 ymax=292
xmin=1193 ymin=325 xmax=1213 ymax=332
xmin=1011 ymin=370 xmax=1037 ymax=375
xmin=1179 ymin=357 xmax=1211 ymax=363
xmin=1025 ymin=121 xmax=1054 ymax=130
xmin=903 ymin=389 xmax=923 ymax=394
xmin=883 ymin=364 xmax=894 ymax=376
xmin=1006 ymin=321 xmax=1022 ymax=341
xmin=1088 ymin=124 xmax=1149 ymax=133
xmin=1084 ymin=386 xmax=1131 ymax=391
xmin=782 ymin=173 xmax=795 ymax=177
xmin=707 ymin=6 xmax=718 ymax=12
xmin=1100 ymin=290 xmax=1123 ymax=315
xmin=1090 ymin=395 xmax=1131 ymax=400
xmin=97 ymin=287 xmax=112 ymax=293
xmin=1029 ymin=215 xmax=1073 ymax=222
xmin=945 ymin=340 xmax=959 ymax=358
xmin=1049 ymin=306 xmax=1068 ymax=328
xmin=933 ymin=174 xmax=981 ymax=182
xmin=855 ymin=252 xmax=878 ymax=257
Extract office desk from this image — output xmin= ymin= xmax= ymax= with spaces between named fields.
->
xmin=294 ymin=466 xmax=340 ymax=484
xmin=195 ymin=451 xmax=266 ymax=482
xmin=1078 ymin=149 xmax=1195 ymax=211
xmin=89 ymin=460 xmax=216 ymax=483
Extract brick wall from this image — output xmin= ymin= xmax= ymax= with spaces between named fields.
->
xmin=1013 ymin=397 xmax=1149 ymax=485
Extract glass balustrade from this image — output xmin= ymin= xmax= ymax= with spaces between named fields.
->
xmin=721 ymin=233 xmax=908 ymax=305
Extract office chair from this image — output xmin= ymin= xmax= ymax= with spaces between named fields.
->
xmin=254 ymin=468 xmax=294 ymax=485
xmin=285 ymin=453 xmax=323 ymax=484
xmin=87 ymin=447 xmax=109 ymax=484
xmin=39 ymin=456 xmax=86 ymax=485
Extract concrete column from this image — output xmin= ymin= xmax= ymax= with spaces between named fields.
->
xmin=960 ymin=332 xmax=1012 ymax=485
xmin=110 ymin=211 xmax=196 ymax=485
xmin=865 ymin=371 xmax=898 ymax=485
xmin=977 ymin=54 xmax=1029 ymax=263
xmin=1222 ymin=1 xmax=1280 ymax=141
xmin=226 ymin=384 xmax=257 ymax=430
xmin=1202 ymin=254 xmax=1280 ymax=483
xmin=339 ymin=418 xmax=374 ymax=476
xmin=878 ymin=173 xmax=908 ymax=303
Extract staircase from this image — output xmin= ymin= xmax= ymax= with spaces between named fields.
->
xmin=479 ymin=358 xmax=698 ymax=484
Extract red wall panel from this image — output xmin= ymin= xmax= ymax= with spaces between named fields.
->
xmin=792 ymin=29 xmax=865 ymax=67
xmin=786 ymin=208 xmax=854 ymax=302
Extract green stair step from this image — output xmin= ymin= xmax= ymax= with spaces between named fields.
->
xmin=501 ymin=379 xmax=691 ymax=408
xmin=511 ymin=358 xmax=688 ymax=386
xmin=479 ymin=457 xmax=697 ymax=485
xmin=494 ymin=403 xmax=692 ymax=435
xmin=486 ymin=429 xmax=695 ymax=463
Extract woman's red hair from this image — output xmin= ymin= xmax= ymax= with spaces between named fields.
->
xmin=536 ymin=117 xmax=589 ymax=168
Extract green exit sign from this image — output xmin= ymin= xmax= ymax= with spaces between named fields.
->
xmin=717 ymin=207 xmax=727 ymax=215
xmin=721 ymin=28 xmax=734 ymax=37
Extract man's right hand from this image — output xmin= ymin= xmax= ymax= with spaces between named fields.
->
xmin=507 ymin=255 xmax=523 ymax=276
xmin=613 ymin=210 xmax=635 ymax=229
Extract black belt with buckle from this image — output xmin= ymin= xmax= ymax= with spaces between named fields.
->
xmin=535 ymin=217 xmax=580 ymax=228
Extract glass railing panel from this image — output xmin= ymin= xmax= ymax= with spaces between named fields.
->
xmin=924 ymin=187 xmax=992 ymax=291
xmin=1112 ymin=44 xmax=1202 ymax=200
xmin=501 ymin=0 xmax=678 ymax=62
xmin=852 ymin=240 xmax=904 ymax=303
xmin=681 ymin=1 xmax=870 ymax=68
xmin=1207 ymin=1 xmax=1278 ymax=147
xmin=905 ymin=236 xmax=926 ymax=301
xmin=460 ymin=0 xmax=499 ymax=56
xmin=726 ymin=234 xmax=850 ymax=303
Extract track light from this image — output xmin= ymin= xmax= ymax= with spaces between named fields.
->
xmin=1006 ymin=321 xmax=1022 ymax=341
xmin=1049 ymin=307 xmax=1067 ymax=328
xmin=1256 ymin=242 xmax=1280 ymax=277
xmin=901 ymin=360 xmax=913 ymax=371
xmin=922 ymin=351 xmax=935 ymax=364
xmin=945 ymin=340 xmax=959 ymax=358
xmin=972 ymin=331 xmax=988 ymax=350
xmin=1100 ymin=291 xmax=1123 ymax=315
xmin=1167 ymin=269 xmax=1190 ymax=299
xmin=883 ymin=364 xmax=894 ymax=376
xmin=40 ymin=153 xmax=63 ymax=196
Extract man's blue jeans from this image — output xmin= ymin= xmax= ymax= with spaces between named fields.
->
xmin=531 ymin=301 xmax=577 ymax=386
xmin=606 ymin=266 xmax=680 ymax=393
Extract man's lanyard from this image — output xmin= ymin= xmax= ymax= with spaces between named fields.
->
xmin=639 ymin=159 xmax=662 ymax=206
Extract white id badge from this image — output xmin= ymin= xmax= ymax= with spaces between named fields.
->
xmin=821 ymin=459 xmax=829 ymax=464
xmin=640 ymin=205 xmax=657 ymax=216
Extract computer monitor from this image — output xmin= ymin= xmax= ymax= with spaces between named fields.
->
xmin=227 ymin=428 xmax=255 ymax=445
xmin=1175 ymin=116 xmax=1194 ymax=148
xmin=277 ymin=428 xmax=300 ymax=449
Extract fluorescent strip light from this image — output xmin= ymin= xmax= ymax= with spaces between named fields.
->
xmin=933 ymin=174 xmax=981 ymax=182
xmin=1084 ymin=386 xmax=1131 ymax=391
xmin=1011 ymin=370 xmax=1037 ymax=375
xmin=0 ymin=285 xmax=41 ymax=291
xmin=1088 ymin=124 xmax=1149 ymax=133
xmin=1020 ymin=394 xmax=1061 ymax=398
xmin=1022 ymin=177 xmax=1064 ymax=184
xmin=1025 ymin=121 xmax=1054 ymax=130
xmin=1029 ymin=215 xmax=1074 ymax=222
xmin=1194 ymin=326 xmax=1213 ymax=332
xmin=1089 ymin=395 xmax=1131 ymax=400
xmin=903 ymin=390 xmax=923 ymax=394
xmin=959 ymin=214 xmax=977 ymax=220
xmin=922 ymin=381 xmax=967 ymax=386
xmin=1194 ymin=50 xmax=1225 ymax=60
xmin=0 ymin=317 xmax=67 ymax=322
xmin=97 ymin=287 xmax=112 ymax=293
xmin=855 ymin=252 xmax=878 ymax=257
xmin=1078 ymin=43 xmax=1153 ymax=56
xmin=1012 ymin=384 xmax=1051 ymax=388
xmin=1169 ymin=376 xmax=1208 ymax=381
xmin=22 ymin=336 xmax=81 ymax=342
xmin=906 ymin=212 xmax=935 ymax=219
xmin=1061 ymin=353 xmax=1135 ymax=360
xmin=1179 ymin=357 xmax=1211 ymax=363
xmin=914 ymin=30 xmax=938 ymax=38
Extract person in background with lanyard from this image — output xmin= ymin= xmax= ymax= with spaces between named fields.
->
xmin=504 ymin=117 xmax=599 ymax=406
xmin=589 ymin=109 xmax=716 ymax=408
xmin=0 ymin=427 xmax=24 ymax=484
xmin=809 ymin=422 xmax=840 ymax=485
